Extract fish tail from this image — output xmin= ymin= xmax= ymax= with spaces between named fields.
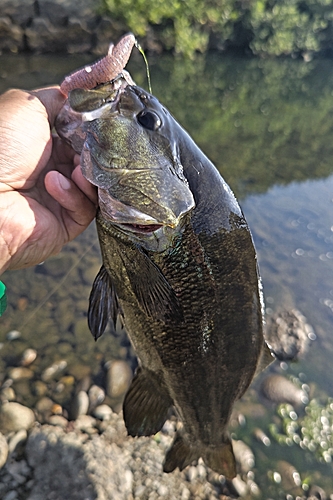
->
xmin=202 ymin=439 xmax=236 ymax=479
xmin=163 ymin=433 xmax=236 ymax=479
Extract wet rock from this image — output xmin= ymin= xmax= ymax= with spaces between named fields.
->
xmin=0 ymin=387 xmax=16 ymax=403
xmin=275 ymin=460 xmax=302 ymax=493
xmin=74 ymin=414 xmax=96 ymax=431
xmin=88 ymin=384 xmax=105 ymax=412
xmin=253 ymin=427 xmax=271 ymax=446
xmin=47 ymin=415 xmax=68 ymax=428
xmin=8 ymin=367 xmax=34 ymax=381
xmin=41 ymin=360 xmax=67 ymax=382
xmin=8 ymin=429 xmax=28 ymax=454
xmin=93 ymin=404 xmax=113 ymax=421
xmin=106 ymin=360 xmax=132 ymax=399
xmin=260 ymin=374 xmax=308 ymax=405
xmin=6 ymin=330 xmax=21 ymax=341
xmin=0 ymin=17 xmax=24 ymax=54
xmin=32 ymin=380 xmax=48 ymax=397
xmin=20 ymin=349 xmax=37 ymax=367
xmin=70 ymin=390 xmax=89 ymax=420
xmin=232 ymin=439 xmax=255 ymax=473
xmin=35 ymin=397 xmax=54 ymax=422
xmin=231 ymin=475 xmax=249 ymax=497
xmin=0 ymin=432 xmax=8 ymax=469
xmin=265 ymin=309 xmax=314 ymax=361
xmin=0 ymin=402 xmax=35 ymax=434
xmin=308 ymin=485 xmax=327 ymax=500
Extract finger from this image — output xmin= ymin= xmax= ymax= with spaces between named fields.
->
xmin=71 ymin=165 xmax=98 ymax=205
xmin=45 ymin=170 xmax=97 ymax=239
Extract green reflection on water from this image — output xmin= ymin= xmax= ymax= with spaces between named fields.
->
xmin=1 ymin=51 xmax=333 ymax=495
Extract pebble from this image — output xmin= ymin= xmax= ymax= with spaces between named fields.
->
xmin=47 ymin=415 xmax=68 ymax=428
xmin=0 ymin=402 xmax=35 ymax=434
xmin=232 ymin=439 xmax=255 ymax=472
xmin=20 ymin=348 xmax=37 ymax=367
xmin=106 ymin=360 xmax=132 ymax=398
xmin=157 ymin=484 xmax=169 ymax=496
xmin=3 ymin=491 xmax=18 ymax=500
xmin=88 ymin=384 xmax=105 ymax=411
xmin=8 ymin=429 xmax=28 ymax=454
xmin=8 ymin=367 xmax=34 ymax=380
xmin=1 ymin=387 xmax=16 ymax=403
xmin=232 ymin=475 xmax=249 ymax=497
xmin=33 ymin=380 xmax=48 ymax=397
xmin=186 ymin=466 xmax=197 ymax=482
xmin=93 ymin=404 xmax=113 ymax=421
xmin=70 ymin=390 xmax=89 ymax=420
xmin=261 ymin=374 xmax=308 ymax=405
xmin=74 ymin=415 xmax=97 ymax=433
xmin=253 ymin=427 xmax=271 ymax=446
xmin=41 ymin=360 xmax=67 ymax=382
xmin=35 ymin=397 xmax=54 ymax=414
xmin=6 ymin=330 xmax=21 ymax=341
xmin=0 ymin=432 xmax=9 ymax=469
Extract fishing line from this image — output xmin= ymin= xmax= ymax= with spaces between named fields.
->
xmin=135 ymin=39 xmax=152 ymax=94
xmin=17 ymin=240 xmax=99 ymax=331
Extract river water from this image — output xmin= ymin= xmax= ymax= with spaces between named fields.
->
xmin=1 ymin=51 xmax=333 ymax=497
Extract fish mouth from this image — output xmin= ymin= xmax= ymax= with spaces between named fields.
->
xmin=98 ymin=188 xmax=174 ymax=235
xmin=115 ymin=222 xmax=164 ymax=234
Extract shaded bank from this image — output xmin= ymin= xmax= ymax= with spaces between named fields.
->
xmin=3 ymin=0 xmax=333 ymax=58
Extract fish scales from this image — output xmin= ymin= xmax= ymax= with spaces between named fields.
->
xmin=55 ymin=53 xmax=273 ymax=478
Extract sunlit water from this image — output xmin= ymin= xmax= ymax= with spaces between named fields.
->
xmin=1 ymin=51 xmax=333 ymax=496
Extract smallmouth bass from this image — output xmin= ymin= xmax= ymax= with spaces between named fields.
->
xmin=56 ymin=75 xmax=273 ymax=479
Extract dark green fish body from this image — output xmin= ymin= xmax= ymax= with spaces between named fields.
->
xmin=56 ymin=83 xmax=272 ymax=478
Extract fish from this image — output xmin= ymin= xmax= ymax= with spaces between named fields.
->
xmin=56 ymin=54 xmax=274 ymax=479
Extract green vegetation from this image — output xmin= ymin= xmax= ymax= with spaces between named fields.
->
xmin=270 ymin=399 xmax=333 ymax=464
xmin=101 ymin=0 xmax=333 ymax=58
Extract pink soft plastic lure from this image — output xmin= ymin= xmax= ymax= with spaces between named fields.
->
xmin=60 ymin=33 xmax=136 ymax=96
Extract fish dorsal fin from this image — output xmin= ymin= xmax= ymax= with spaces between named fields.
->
xmin=255 ymin=341 xmax=275 ymax=377
xmin=123 ymin=366 xmax=173 ymax=437
xmin=88 ymin=265 xmax=120 ymax=340
xmin=121 ymin=246 xmax=183 ymax=323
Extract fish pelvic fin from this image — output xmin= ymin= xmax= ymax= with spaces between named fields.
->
xmin=88 ymin=265 xmax=120 ymax=340
xmin=163 ymin=434 xmax=198 ymax=473
xmin=123 ymin=367 xmax=173 ymax=437
xmin=164 ymin=434 xmax=237 ymax=479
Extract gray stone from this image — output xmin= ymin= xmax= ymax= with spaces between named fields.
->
xmin=260 ymin=374 xmax=308 ymax=406
xmin=0 ymin=403 xmax=35 ymax=434
xmin=106 ymin=360 xmax=132 ymax=399
xmin=93 ymin=404 xmax=113 ymax=421
xmin=0 ymin=432 xmax=8 ymax=469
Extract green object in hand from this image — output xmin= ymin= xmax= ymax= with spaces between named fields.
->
xmin=0 ymin=281 xmax=7 ymax=316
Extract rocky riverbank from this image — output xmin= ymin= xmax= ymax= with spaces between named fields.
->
xmin=0 ymin=0 xmax=138 ymax=55
xmin=0 ymin=306 xmax=331 ymax=499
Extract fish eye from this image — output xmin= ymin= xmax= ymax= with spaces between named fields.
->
xmin=137 ymin=110 xmax=162 ymax=131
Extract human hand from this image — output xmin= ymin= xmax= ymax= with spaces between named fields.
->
xmin=0 ymin=87 xmax=98 ymax=274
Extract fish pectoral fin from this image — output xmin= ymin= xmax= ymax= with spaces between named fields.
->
xmin=123 ymin=367 xmax=172 ymax=437
xmin=164 ymin=435 xmax=237 ymax=479
xmin=88 ymin=265 xmax=120 ymax=340
xmin=122 ymin=246 xmax=183 ymax=323
xmin=254 ymin=340 xmax=276 ymax=377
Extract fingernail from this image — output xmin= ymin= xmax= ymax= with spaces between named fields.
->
xmin=59 ymin=174 xmax=72 ymax=190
